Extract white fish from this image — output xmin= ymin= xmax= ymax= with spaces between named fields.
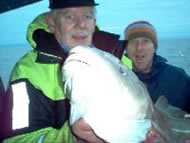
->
xmin=62 ymin=46 xmax=153 ymax=143
xmin=62 ymin=46 xmax=190 ymax=143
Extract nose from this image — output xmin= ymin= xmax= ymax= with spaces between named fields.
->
xmin=136 ymin=41 xmax=143 ymax=51
xmin=75 ymin=16 xmax=85 ymax=28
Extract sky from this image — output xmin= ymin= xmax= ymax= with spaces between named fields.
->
xmin=0 ymin=0 xmax=190 ymax=46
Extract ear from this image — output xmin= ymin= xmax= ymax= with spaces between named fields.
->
xmin=92 ymin=19 xmax=96 ymax=33
xmin=46 ymin=13 xmax=55 ymax=33
xmin=154 ymin=44 xmax=158 ymax=53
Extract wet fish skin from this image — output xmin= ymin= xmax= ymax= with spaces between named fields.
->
xmin=62 ymin=46 xmax=190 ymax=143
xmin=149 ymin=96 xmax=190 ymax=143
xmin=63 ymin=46 xmax=153 ymax=143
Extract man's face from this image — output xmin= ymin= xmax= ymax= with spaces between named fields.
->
xmin=47 ymin=7 xmax=95 ymax=49
xmin=126 ymin=37 xmax=156 ymax=73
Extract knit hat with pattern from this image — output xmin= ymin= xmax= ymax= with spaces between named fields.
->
xmin=124 ymin=21 xmax=158 ymax=48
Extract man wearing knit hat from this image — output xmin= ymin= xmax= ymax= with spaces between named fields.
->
xmin=2 ymin=0 xmax=125 ymax=142
xmin=124 ymin=21 xmax=190 ymax=113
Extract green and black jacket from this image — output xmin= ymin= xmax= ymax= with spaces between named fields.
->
xmin=2 ymin=13 xmax=132 ymax=143
xmin=3 ymin=13 xmax=75 ymax=143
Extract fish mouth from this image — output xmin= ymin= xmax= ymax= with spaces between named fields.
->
xmin=66 ymin=59 xmax=90 ymax=66
xmin=65 ymin=52 xmax=90 ymax=66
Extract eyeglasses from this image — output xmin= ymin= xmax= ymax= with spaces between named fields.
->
xmin=62 ymin=12 xmax=95 ymax=24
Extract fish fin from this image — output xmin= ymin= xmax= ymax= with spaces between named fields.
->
xmin=155 ymin=96 xmax=168 ymax=110
xmin=155 ymin=96 xmax=187 ymax=118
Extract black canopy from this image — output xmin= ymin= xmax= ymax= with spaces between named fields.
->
xmin=0 ymin=0 xmax=42 ymax=13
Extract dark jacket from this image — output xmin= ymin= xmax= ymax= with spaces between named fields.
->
xmin=135 ymin=54 xmax=190 ymax=113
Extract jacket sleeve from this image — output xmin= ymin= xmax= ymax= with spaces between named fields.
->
xmin=3 ymin=121 xmax=75 ymax=143
xmin=3 ymin=79 xmax=74 ymax=142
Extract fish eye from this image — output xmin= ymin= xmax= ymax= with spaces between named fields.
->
xmin=69 ymin=51 xmax=76 ymax=55
xmin=119 ymin=66 xmax=127 ymax=75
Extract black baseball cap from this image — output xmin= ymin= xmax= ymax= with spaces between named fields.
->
xmin=49 ymin=0 xmax=99 ymax=9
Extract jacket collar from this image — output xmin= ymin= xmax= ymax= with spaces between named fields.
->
xmin=135 ymin=54 xmax=167 ymax=81
xmin=33 ymin=29 xmax=68 ymax=63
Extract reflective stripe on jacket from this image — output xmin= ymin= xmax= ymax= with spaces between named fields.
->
xmin=121 ymin=55 xmax=133 ymax=70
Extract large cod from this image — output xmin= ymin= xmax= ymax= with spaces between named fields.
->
xmin=62 ymin=46 xmax=190 ymax=143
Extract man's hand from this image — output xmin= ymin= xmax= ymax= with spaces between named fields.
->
xmin=71 ymin=118 xmax=105 ymax=143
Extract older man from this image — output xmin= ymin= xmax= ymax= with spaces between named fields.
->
xmin=2 ymin=0 xmax=127 ymax=142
